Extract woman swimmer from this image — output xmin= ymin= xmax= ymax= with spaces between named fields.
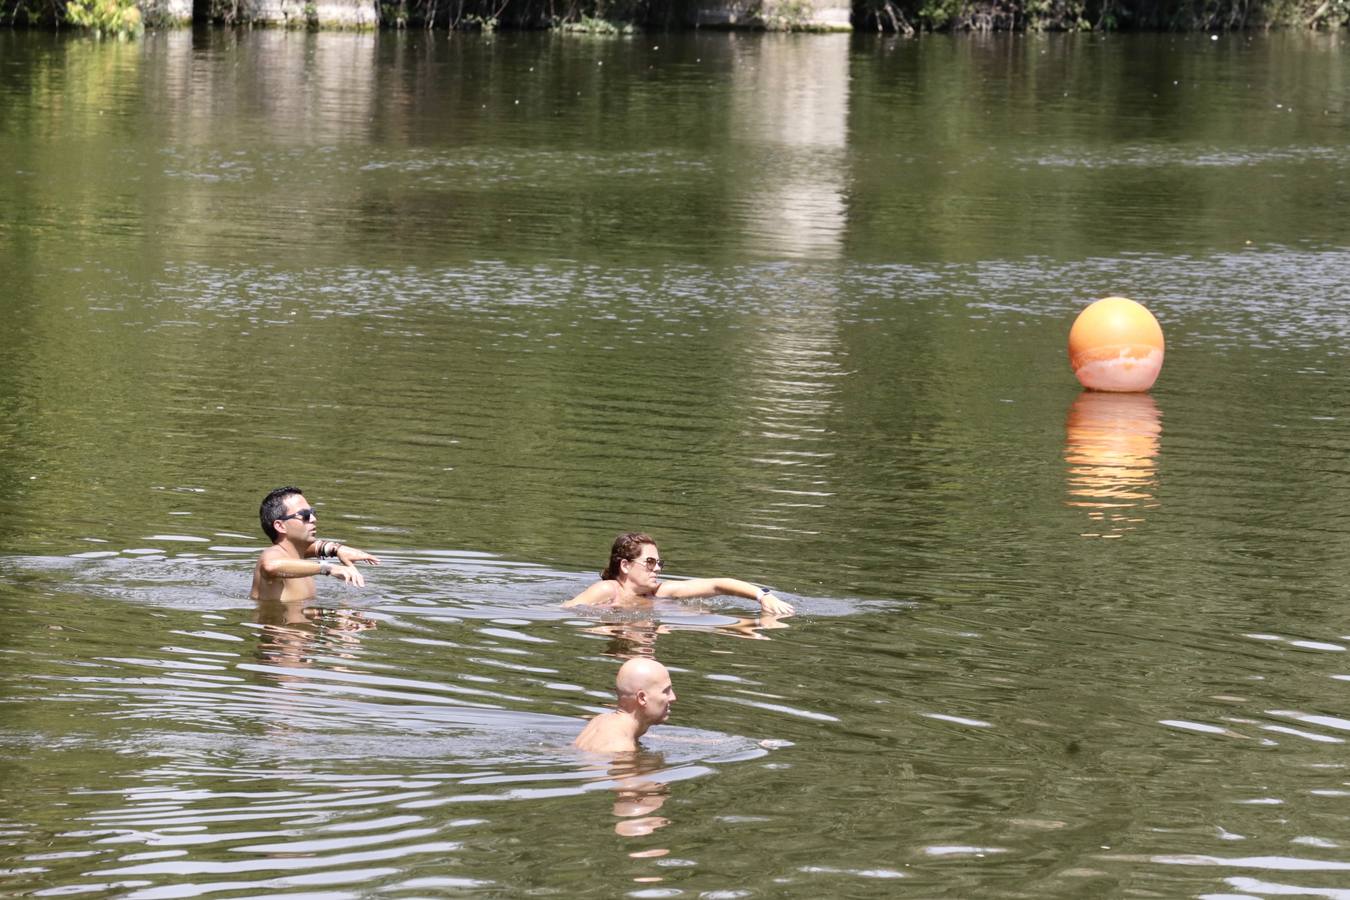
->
xmin=562 ymin=532 xmax=794 ymax=617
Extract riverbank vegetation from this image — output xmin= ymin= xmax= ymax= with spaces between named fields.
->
xmin=856 ymin=0 xmax=1349 ymax=30
xmin=1 ymin=0 xmax=1345 ymax=36
xmin=4 ymin=0 xmax=146 ymax=33
xmin=63 ymin=0 xmax=142 ymax=33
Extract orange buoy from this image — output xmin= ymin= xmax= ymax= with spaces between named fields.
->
xmin=1068 ymin=297 xmax=1165 ymax=392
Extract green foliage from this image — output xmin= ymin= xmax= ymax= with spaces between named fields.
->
xmin=378 ymin=0 xmax=408 ymax=23
xmin=854 ymin=0 xmax=916 ymax=31
xmin=762 ymin=0 xmax=818 ymax=27
xmin=0 ymin=0 xmax=61 ymax=24
xmin=917 ymin=0 xmax=964 ymax=26
xmin=459 ymin=12 xmax=498 ymax=28
xmin=205 ymin=0 xmax=241 ymax=23
xmin=852 ymin=0 xmax=1349 ymax=29
xmin=63 ymin=0 xmax=143 ymax=36
xmin=1321 ymin=0 xmax=1350 ymax=24
xmin=558 ymin=14 xmax=637 ymax=30
xmin=4 ymin=0 xmax=1348 ymax=32
xmin=1024 ymin=0 xmax=1089 ymax=28
xmin=1266 ymin=0 xmax=1350 ymax=24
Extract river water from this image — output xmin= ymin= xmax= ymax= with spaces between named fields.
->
xmin=2 ymin=26 xmax=1349 ymax=898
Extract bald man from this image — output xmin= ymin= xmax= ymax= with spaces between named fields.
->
xmin=574 ymin=658 xmax=677 ymax=753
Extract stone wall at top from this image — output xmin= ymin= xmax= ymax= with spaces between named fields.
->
xmin=238 ymin=0 xmax=376 ymax=26
xmin=691 ymin=0 xmax=852 ymax=29
xmin=141 ymin=0 xmax=192 ymax=24
xmin=186 ymin=0 xmax=377 ymax=26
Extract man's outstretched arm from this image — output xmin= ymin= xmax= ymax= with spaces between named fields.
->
xmin=307 ymin=540 xmax=382 ymax=568
xmin=261 ymin=548 xmax=367 ymax=586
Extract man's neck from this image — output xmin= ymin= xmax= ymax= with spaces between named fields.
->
xmin=614 ymin=707 xmax=649 ymax=741
xmin=276 ymin=536 xmax=308 ymax=558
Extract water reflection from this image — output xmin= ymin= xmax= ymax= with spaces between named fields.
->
xmin=594 ymin=751 xmax=673 ymax=840
xmin=252 ymin=599 xmax=377 ymax=676
xmin=581 ymin=609 xmax=792 ymax=659
xmin=582 ymin=617 xmax=671 ymax=659
xmin=1064 ymin=391 xmax=1162 ymax=538
xmin=730 ymin=35 xmax=849 ymax=259
xmin=160 ymin=30 xmax=379 ymax=146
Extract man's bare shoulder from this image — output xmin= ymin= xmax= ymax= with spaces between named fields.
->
xmin=257 ymin=543 xmax=303 ymax=573
xmin=251 ymin=546 xmax=277 ymax=576
xmin=251 ymin=548 xmax=279 ymax=600
xmin=574 ymin=712 xmax=638 ymax=753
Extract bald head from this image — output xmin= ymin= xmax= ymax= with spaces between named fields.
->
xmin=573 ymin=658 xmax=678 ymax=753
xmin=614 ymin=657 xmax=676 ymax=728
xmin=616 ymin=658 xmax=669 ymax=699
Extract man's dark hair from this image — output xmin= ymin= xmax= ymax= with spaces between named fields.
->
xmin=260 ymin=486 xmax=303 ymax=541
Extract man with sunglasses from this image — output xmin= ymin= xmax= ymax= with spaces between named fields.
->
xmin=249 ymin=486 xmax=382 ymax=602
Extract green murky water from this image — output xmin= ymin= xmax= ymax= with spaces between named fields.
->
xmin=2 ymin=28 xmax=1349 ymax=898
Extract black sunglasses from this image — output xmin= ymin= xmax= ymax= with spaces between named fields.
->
xmin=277 ymin=507 xmax=317 ymax=524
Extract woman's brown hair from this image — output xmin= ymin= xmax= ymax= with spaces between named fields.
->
xmin=601 ymin=532 xmax=656 ymax=580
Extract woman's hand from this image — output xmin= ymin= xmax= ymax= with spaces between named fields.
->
xmin=758 ymin=591 xmax=795 ymax=617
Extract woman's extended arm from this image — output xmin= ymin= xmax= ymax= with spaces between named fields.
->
xmin=655 ymin=578 xmax=794 ymax=616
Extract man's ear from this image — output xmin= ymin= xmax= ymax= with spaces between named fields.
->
xmin=634 ymin=688 xmax=648 ymax=708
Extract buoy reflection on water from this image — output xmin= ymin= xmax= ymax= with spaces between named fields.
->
xmin=1064 ymin=391 xmax=1162 ymax=538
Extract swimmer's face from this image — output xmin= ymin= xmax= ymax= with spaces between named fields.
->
xmin=624 ymin=543 xmax=663 ymax=590
xmin=277 ymin=494 xmax=317 ymax=542
xmin=643 ymin=676 xmax=676 ymax=725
